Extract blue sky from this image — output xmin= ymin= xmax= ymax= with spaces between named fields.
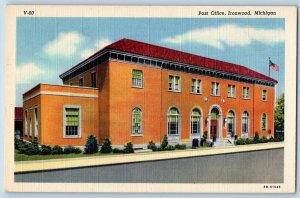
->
xmin=16 ymin=17 xmax=284 ymax=106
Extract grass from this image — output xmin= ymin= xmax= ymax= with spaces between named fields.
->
xmin=15 ymin=150 xmax=119 ymax=162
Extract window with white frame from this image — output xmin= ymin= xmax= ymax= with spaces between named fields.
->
xmin=261 ymin=113 xmax=267 ymax=131
xmin=132 ymin=70 xmax=143 ymax=88
xmin=211 ymin=82 xmax=220 ymax=96
xmin=91 ymin=72 xmax=97 ymax=88
xmin=228 ymin=84 xmax=236 ymax=97
xmin=34 ymin=108 xmax=38 ymax=137
xmin=242 ymin=111 xmax=249 ymax=134
xmin=65 ymin=107 xmax=80 ymax=137
xmin=132 ymin=108 xmax=142 ymax=135
xmin=29 ymin=117 xmax=32 ymax=136
xmin=262 ymin=90 xmax=267 ymax=101
xmin=227 ymin=110 xmax=235 ymax=137
xmin=79 ymin=78 xmax=84 ymax=87
xmin=168 ymin=107 xmax=180 ymax=135
xmin=243 ymin=87 xmax=250 ymax=99
xmin=191 ymin=108 xmax=201 ymax=134
xmin=191 ymin=79 xmax=202 ymax=94
xmin=168 ymin=75 xmax=180 ymax=91
xmin=25 ymin=111 xmax=28 ymax=135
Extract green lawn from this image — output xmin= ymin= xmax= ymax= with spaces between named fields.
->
xmin=15 ymin=151 xmax=119 ymax=161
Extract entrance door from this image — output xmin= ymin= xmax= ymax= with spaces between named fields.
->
xmin=210 ymin=120 xmax=217 ymax=142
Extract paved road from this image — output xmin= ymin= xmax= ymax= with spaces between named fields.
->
xmin=15 ymin=148 xmax=283 ymax=183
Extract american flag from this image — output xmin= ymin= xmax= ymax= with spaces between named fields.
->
xmin=269 ymin=59 xmax=279 ymax=71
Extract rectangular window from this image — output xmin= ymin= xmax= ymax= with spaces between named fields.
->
xmin=65 ymin=108 xmax=80 ymax=137
xmin=191 ymin=79 xmax=202 ymax=94
xmin=34 ymin=108 xmax=38 ymax=137
xmin=262 ymin=90 xmax=267 ymax=101
xmin=228 ymin=85 xmax=236 ymax=97
xmin=24 ymin=111 xmax=28 ymax=135
xmin=168 ymin=75 xmax=181 ymax=92
xmin=79 ymin=78 xmax=83 ymax=87
xmin=211 ymin=82 xmax=220 ymax=96
xmin=243 ymin=87 xmax=250 ymax=99
xmin=91 ymin=72 xmax=97 ymax=88
xmin=132 ymin=70 xmax=143 ymax=88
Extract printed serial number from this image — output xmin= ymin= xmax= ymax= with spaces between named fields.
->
xmin=24 ymin=11 xmax=35 ymax=15
xmin=264 ymin=185 xmax=281 ymax=189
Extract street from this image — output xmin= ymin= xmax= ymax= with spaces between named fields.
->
xmin=15 ymin=148 xmax=283 ymax=183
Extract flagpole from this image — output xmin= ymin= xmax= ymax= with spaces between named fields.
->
xmin=268 ymin=57 xmax=271 ymax=77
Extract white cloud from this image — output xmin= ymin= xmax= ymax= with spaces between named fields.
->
xmin=80 ymin=38 xmax=112 ymax=59
xmin=163 ymin=24 xmax=284 ymax=50
xmin=80 ymin=48 xmax=95 ymax=59
xmin=43 ymin=31 xmax=84 ymax=57
xmin=94 ymin=38 xmax=112 ymax=50
xmin=16 ymin=62 xmax=45 ymax=84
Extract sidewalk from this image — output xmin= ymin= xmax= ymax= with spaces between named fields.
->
xmin=15 ymin=142 xmax=284 ymax=173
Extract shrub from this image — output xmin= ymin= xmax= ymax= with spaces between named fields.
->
xmin=147 ymin=141 xmax=157 ymax=151
xmin=234 ymin=135 xmax=238 ymax=140
xmin=200 ymin=132 xmax=208 ymax=146
xmin=208 ymin=141 xmax=214 ymax=147
xmin=32 ymin=137 xmax=39 ymax=148
xmin=161 ymin=135 xmax=168 ymax=149
xmin=15 ymin=136 xmax=26 ymax=151
xmin=164 ymin=145 xmax=175 ymax=151
xmin=245 ymin=138 xmax=253 ymax=144
xmin=269 ymin=136 xmax=275 ymax=142
xmin=63 ymin=146 xmax=82 ymax=154
xmin=100 ymin=137 xmax=112 ymax=153
xmin=259 ymin=136 xmax=268 ymax=143
xmin=275 ymin=132 xmax=284 ymax=141
xmin=84 ymin=135 xmax=99 ymax=154
xmin=112 ymin=148 xmax=124 ymax=153
xmin=254 ymin=132 xmax=260 ymax=143
xmin=51 ymin=145 xmax=64 ymax=155
xmin=123 ymin=142 xmax=134 ymax=153
xmin=23 ymin=144 xmax=40 ymax=155
xmin=175 ymin=144 xmax=186 ymax=150
xmin=40 ymin=145 xmax=52 ymax=155
xmin=236 ymin=138 xmax=246 ymax=145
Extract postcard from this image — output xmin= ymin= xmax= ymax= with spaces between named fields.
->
xmin=5 ymin=5 xmax=296 ymax=193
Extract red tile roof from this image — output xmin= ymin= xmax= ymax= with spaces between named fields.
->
xmin=61 ymin=38 xmax=277 ymax=83
xmin=15 ymin=107 xmax=23 ymax=120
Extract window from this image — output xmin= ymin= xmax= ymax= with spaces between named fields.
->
xmin=191 ymin=108 xmax=201 ymax=134
xmin=79 ymin=78 xmax=83 ymax=87
xmin=168 ymin=75 xmax=181 ymax=91
xmin=192 ymin=79 xmax=202 ymax=94
xmin=211 ymin=82 xmax=220 ymax=96
xmin=132 ymin=70 xmax=143 ymax=88
xmin=261 ymin=113 xmax=267 ymax=131
xmin=65 ymin=107 xmax=80 ymax=137
xmin=132 ymin=108 xmax=142 ymax=135
xmin=228 ymin=85 xmax=236 ymax=97
xmin=168 ymin=107 xmax=180 ymax=135
xmin=227 ymin=110 xmax=235 ymax=137
xmin=24 ymin=111 xmax=28 ymax=135
xmin=91 ymin=72 xmax=97 ymax=88
xmin=29 ymin=117 xmax=32 ymax=136
xmin=262 ymin=90 xmax=267 ymax=101
xmin=242 ymin=111 xmax=249 ymax=134
xmin=34 ymin=108 xmax=38 ymax=137
xmin=243 ymin=87 xmax=250 ymax=99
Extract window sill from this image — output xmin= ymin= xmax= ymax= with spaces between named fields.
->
xmin=243 ymin=98 xmax=251 ymax=100
xmin=227 ymin=96 xmax=236 ymax=98
xmin=191 ymin=92 xmax=202 ymax=95
xmin=64 ymin=136 xmax=81 ymax=139
xmin=132 ymin=86 xmax=143 ymax=89
xmin=210 ymin=94 xmax=220 ymax=97
xmin=168 ymin=90 xmax=181 ymax=93
xmin=262 ymin=100 xmax=268 ymax=102
xmin=131 ymin=134 xmax=143 ymax=137
xmin=168 ymin=134 xmax=180 ymax=136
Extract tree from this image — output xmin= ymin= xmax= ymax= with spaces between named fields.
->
xmin=84 ymin=135 xmax=99 ymax=154
xmin=275 ymin=93 xmax=284 ymax=132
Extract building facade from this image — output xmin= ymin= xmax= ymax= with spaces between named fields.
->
xmin=23 ymin=38 xmax=277 ymax=148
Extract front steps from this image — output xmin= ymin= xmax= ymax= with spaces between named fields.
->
xmin=213 ymin=137 xmax=235 ymax=147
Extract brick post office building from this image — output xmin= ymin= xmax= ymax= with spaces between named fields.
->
xmin=23 ymin=38 xmax=277 ymax=148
